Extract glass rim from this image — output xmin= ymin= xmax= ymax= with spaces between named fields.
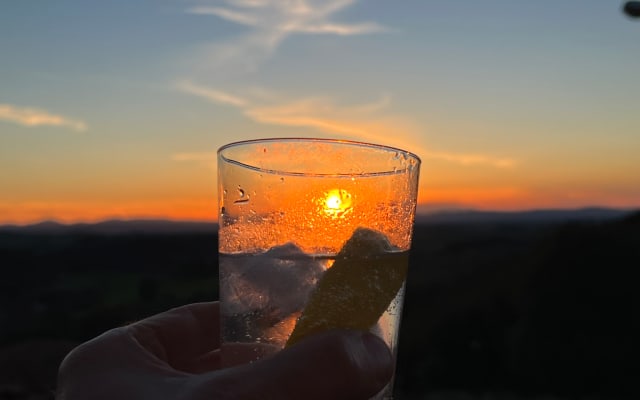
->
xmin=217 ymin=137 xmax=421 ymax=178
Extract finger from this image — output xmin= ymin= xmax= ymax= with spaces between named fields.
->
xmin=57 ymin=328 xmax=188 ymax=400
xmin=187 ymin=349 xmax=221 ymax=374
xmin=129 ymin=302 xmax=220 ymax=371
xmin=220 ymin=342 xmax=280 ymax=368
xmin=194 ymin=330 xmax=393 ymax=400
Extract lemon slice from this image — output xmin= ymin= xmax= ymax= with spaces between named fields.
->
xmin=286 ymin=227 xmax=409 ymax=347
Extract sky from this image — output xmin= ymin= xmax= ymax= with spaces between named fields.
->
xmin=1 ymin=0 xmax=639 ymax=224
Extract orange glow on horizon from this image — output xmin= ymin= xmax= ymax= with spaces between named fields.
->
xmin=419 ymin=186 xmax=640 ymax=211
xmin=1 ymin=187 xmax=638 ymax=225
xmin=0 ymin=199 xmax=217 ymax=225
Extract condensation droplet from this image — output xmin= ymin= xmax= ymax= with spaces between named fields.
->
xmin=280 ymin=177 xmax=285 ymax=183
xmin=234 ymin=186 xmax=250 ymax=204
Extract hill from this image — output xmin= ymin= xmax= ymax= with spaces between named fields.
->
xmin=1 ymin=207 xmax=633 ymax=234
xmin=0 ymin=208 xmax=639 ymax=399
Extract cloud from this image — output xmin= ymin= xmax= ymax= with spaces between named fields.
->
xmin=175 ymin=81 xmax=516 ymax=169
xmin=244 ymin=97 xmax=368 ymax=136
xmin=186 ymin=0 xmax=388 ymax=71
xmin=171 ymin=152 xmax=217 ymax=162
xmin=423 ymin=151 xmax=517 ymax=168
xmin=175 ymin=81 xmax=248 ymax=106
xmin=188 ymin=6 xmax=260 ymax=26
xmin=171 ymin=151 xmax=218 ymax=169
xmin=0 ymin=103 xmax=87 ymax=132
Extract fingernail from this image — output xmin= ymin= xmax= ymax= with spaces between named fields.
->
xmin=358 ymin=332 xmax=393 ymax=384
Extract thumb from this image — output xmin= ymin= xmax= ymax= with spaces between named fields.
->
xmin=192 ymin=330 xmax=394 ymax=400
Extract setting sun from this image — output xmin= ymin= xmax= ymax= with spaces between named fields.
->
xmin=323 ymin=189 xmax=353 ymax=218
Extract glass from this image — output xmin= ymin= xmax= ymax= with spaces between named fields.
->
xmin=217 ymin=138 xmax=421 ymax=399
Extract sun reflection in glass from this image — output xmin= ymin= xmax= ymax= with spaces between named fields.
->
xmin=323 ymin=189 xmax=353 ymax=218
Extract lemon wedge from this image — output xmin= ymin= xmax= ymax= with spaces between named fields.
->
xmin=286 ymin=227 xmax=409 ymax=346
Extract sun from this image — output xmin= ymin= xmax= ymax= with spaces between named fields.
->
xmin=323 ymin=189 xmax=353 ymax=217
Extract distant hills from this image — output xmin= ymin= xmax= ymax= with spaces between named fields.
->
xmin=0 ymin=219 xmax=218 ymax=234
xmin=0 ymin=207 xmax=636 ymax=234
xmin=414 ymin=207 xmax=634 ymax=225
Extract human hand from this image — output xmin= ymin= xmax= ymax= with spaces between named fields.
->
xmin=56 ymin=302 xmax=393 ymax=400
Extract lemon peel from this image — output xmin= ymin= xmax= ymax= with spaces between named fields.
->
xmin=286 ymin=227 xmax=408 ymax=347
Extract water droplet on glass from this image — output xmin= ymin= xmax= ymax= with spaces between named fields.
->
xmin=280 ymin=177 xmax=285 ymax=183
xmin=234 ymin=186 xmax=250 ymax=204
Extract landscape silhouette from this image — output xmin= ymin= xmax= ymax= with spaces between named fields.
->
xmin=0 ymin=208 xmax=638 ymax=399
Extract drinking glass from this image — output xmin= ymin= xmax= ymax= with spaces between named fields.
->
xmin=217 ymin=138 xmax=420 ymax=399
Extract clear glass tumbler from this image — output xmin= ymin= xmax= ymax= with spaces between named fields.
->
xmin=217 ymin=138 xmax=420 ymax=399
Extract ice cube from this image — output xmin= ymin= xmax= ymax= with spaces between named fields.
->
xmin=221 ymin=242 xmax=324 ymax=319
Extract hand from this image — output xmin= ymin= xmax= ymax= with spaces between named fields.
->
xmin=56 ymin=302 xmax=393 ymax=400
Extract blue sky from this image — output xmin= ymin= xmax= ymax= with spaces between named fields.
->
xmin=1 ymin=1 xmax=639 ymax=223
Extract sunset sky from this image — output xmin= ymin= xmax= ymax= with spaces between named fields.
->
xmin=1 ymin=1 xmax=639 ymax=224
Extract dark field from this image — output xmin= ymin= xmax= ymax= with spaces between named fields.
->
xmin=1 ymin=210 xmax=639 ymax=399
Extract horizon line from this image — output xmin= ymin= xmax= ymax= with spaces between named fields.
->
xmin=0 ymin=205 xmax=636 ymax=228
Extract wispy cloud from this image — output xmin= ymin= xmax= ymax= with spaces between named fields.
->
xmin=423 ymin=151 xmax=517 ymax=168
xmin=171 ymin=152 xmax=217 ymax=162
xmin=0 ymin=103 xmax=87 ymax=132
xmin=175 ymin=81 xmax=516 ymax=169
xmin=175 ymin=80 xmax=248 ymax=107
xmin=171 ymin=151 xmax=218 ymax=169
xmin=186 ymin=0 xmax=388 ymax=71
